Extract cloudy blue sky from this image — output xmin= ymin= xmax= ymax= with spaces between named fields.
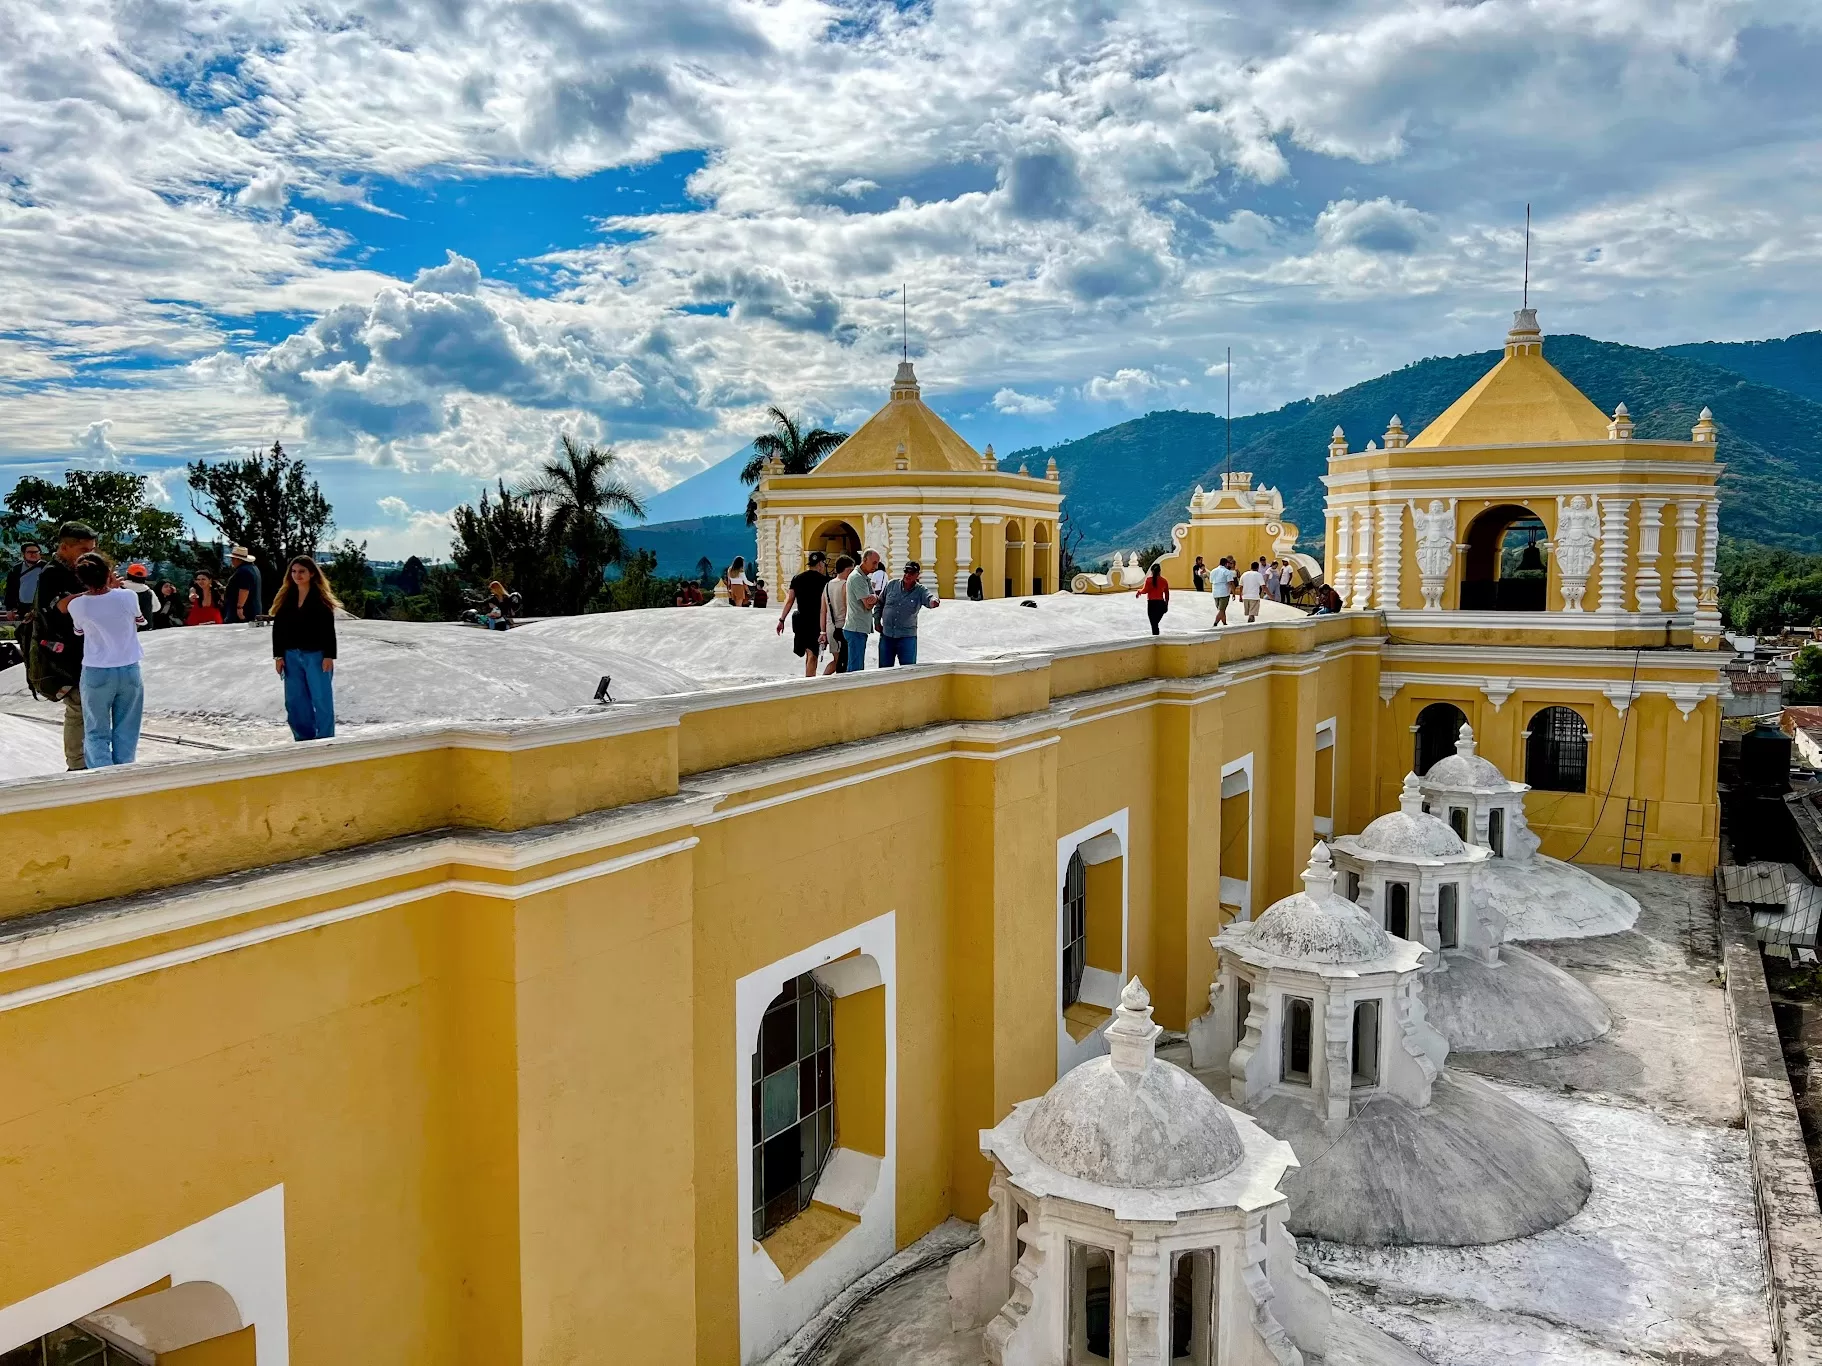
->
xmin=2 ymin=0 xmax=1819 ymax=556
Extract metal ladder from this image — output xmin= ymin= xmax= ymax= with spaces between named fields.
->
xmin=1620 ymin=798 xmax=1647 ymax=871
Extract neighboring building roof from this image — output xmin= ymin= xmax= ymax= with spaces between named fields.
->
xmin=811 ymin=362 xmax=989 ymax=475
xmin=1409 ymin=310 xmax=1613 ymax=448
xmin=1781 ymin=707 xmax=1822 ymax=736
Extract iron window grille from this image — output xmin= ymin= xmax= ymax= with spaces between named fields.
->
xmin=751 ymin=973 xmax=836 ymax=1241
xmin=1526 ymin=707 xmax=1589 ymax=793
xmin=1062 ymin=850 xmax=1087 ymax=1008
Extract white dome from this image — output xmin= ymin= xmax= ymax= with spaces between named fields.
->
xmin=1023 ymin=1051 xmax=1245 ymax=1190
xmin=1249 ymin=892 xmax=1394 ymax=964
xmin=1354 ymin=773 xmax=1469 ymax=858
xmin=1421 ymin=722 xmax=1514 ymax=793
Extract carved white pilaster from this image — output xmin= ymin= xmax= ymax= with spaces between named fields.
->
xmin=1481 ymin=679 xmax=1514 ymax=711
xmin=952 ymin=517 xmax=974 ymax=597
xmin=918 ymin=515 xmax=939 ymax=574
xmin=1349 ymin=507 xmax=1374 ymax=610
xmin=1700 ymin=498 xmax=1719 ymax=594
xmin=1597 ymin=498 xmax=1631 ymax=613
xmin=1375 ymin=502 xmax=1404 ymax=610
xmin=1329 ymin=511 xmax=1351 ymax=606
xmin=886 ymin=514 xmax=910 ymax=574
xmin=1635 ymin=499 xmax=1665 ymax=615
xmin=1673 ymin=501 xmax=1700 ymax=613
xmin=777 ymin=515 xmax=803 ymax=583
xmin=756 ymin=516 xmax=779 ymax=595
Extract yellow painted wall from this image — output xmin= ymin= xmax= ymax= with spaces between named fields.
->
xmin=834 ymin=986 xmax=889 ymax=1158
xmin=1084 ymin=857 xmax=1123 ymax=974
xmin=0 ymin=609 xmax=1701 ymax=1366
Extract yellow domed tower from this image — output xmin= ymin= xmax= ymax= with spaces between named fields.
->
xmin=752 ymin=361 xmax=1064 ymax=597
xmin=1321 ymin=309 xmax=1726 ymax=873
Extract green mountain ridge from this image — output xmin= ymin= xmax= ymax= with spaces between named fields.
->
xmin=1004 ymin=332 xmax=1822 ymax=558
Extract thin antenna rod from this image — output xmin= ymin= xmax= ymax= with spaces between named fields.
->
xmin=1224 ymin=346 xmax=1232 ymax=486
xmin=1522 ymin=203 xmax=1531 ymax=310
xmin=901 ymin=284 xmax=907 ymax=361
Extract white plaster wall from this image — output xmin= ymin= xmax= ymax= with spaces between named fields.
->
xmin=1314 ymin=718 xmax=1337 ymax=837
xmin=737 ymin=912 xmax=898 ymax=1365
xmin=1055 ymin=810 xmax=1129 ymax=1078
xmin=0 ymin=1186 xmax=288 ymax=1366
xmin=1220 ymin=755 xmax=1255 ymax=918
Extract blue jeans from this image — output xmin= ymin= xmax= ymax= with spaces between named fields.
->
xmin=283 ymin=650 xmax=336 ymax=741
xmin=842 ymin=629 xmax=869 ymax=671
xmin=878 ymin=634 xmax=918 ymax=668
xmin=80 ymin=663 xmax=143 ymax=767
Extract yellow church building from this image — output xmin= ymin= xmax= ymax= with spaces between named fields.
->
xmin=753 ymin=361 xmax=1064 ymax=598
xmin=0 ymin=309 xmax=1726 ymax=1366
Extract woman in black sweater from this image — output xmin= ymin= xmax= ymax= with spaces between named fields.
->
xmin=270 ymin=556 xmax=341 ymax=741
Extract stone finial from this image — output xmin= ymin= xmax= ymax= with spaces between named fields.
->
xmin=1105 ymin=976 xmax=1162 ymax=1074
xmin=1607 ymin=402 xmax=1634 ymax=441
xmin=1398 ymin=771 xmax=1424 ymax=816
xmin=1692 ymin=407 xmax=1718 ymax=444
xmin=890 ymin=360 xmax=920 ymax=400
xmin=1506 ymin=307 xmax=1543 ymax=355
xmin=1455 ymin=721 xmax=1477 ymax=759
xmin=1329 ymin=426 xmax=1348 ymax=459
xmin=1017 ymin=462 xmax=1030 ymax=476
xmin=982 ymin=442 xmax=997 ymax=471
xmin=1222 ymin=470 xmax=1253 ymax=491
xmin=1365 ymin=439 xmax=1379 ymax=452
xmin=1046 ymin=455 xmax=1059 ymax=482
xmin=895 ymin=441 xmax=909 ymax=471
xmin=1383 ymin=415 xmax=1408 ymax=449
xmin=1300 ymin=842 xmax=1337 ymax=900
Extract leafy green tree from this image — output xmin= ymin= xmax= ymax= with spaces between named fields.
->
xmin=696 ymin=555 xmax=715 ymax=589
xmin=187 ymin=441 xmax=333 ymax=608
xmin=397 ymin=555 xmax=428 ymax=596
xmin=520 ymin=435 xmax=647 ymax=615
xmin=1791 ymin=645 xmax=1822 ymax=706
xmin=326 ymin=538 xmax=378 ymax=616
xmin=450 ymin=481 xmax=556 ymax=612
xmin=3 ymin=470 xmax=185 ymax=562
xmin=739 ymin=408 xmax=850 ymax=525
xmin=1717 ymin=538 xmax=1822 ymax=634
xmin=1137 ymin=542 xmax=1170 ymax=569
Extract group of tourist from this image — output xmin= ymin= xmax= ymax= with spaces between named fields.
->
xmin=1136 ymin=554 xmax=1342 ymax=633
xmin=5 ymin=524 xmax=343 ymax=772
xmin=773 ymin=548 xmax=939 ymax=677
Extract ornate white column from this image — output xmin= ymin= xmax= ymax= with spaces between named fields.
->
xmin=1700 ymin=497 xmax=1720 ymax=595
xmin=1349 ymin=506 xmax=1374 ymax=610
xmin=886 ymin=514 xmax=910 ymax=574
xmin=1597 ymin=498 xmax=1631 ymax=613
xmin=1673 ymin=501 xmax=1700 ymax=613
xmin=918 ymin=514 xmax=939 ymax=580
xmin=1634 ymin=498 xmax=1666 ymax=615
xmin=1330 ymin=510 xmax=1353 ymax=608
xmin=1375 ymin=502 xmax=1404 ymax=610
xmin=952 ymin=516 xmax=974 ymax=597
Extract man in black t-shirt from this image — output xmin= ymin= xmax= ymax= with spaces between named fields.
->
xmin=775 ymin=550 xmax=830 ymax=678
xmin=224 ymin=546 xmax=264 ymax=623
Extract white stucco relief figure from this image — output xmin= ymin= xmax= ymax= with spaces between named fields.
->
xmin=1554 ymin=494 xmax=1600 ymax=612
xmin=1409 ymin=498 xmax=1457 ymax=610
xmin=863 ymin=513 xmax=889 ymax=557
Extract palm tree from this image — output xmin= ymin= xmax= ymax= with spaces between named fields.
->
xmin=521 ymin=435 xmax=647 ymax=613
xmin=739 ymin=407 xmax=850 ymax=525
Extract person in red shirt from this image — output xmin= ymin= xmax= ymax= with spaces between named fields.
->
xmin=1135 ymin=561 xmax=1170 ymax=635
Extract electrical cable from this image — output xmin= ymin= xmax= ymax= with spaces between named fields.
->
xmin=1562 ymin=645 xmax=1642 ymax=864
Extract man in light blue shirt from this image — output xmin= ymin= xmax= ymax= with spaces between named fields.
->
xmin=1208 ymin=557 xmax=1236 ymax=626
xmin=878 ymin=561 xmax=939 ymax=667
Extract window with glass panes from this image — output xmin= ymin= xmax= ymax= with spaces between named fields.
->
xmin=1062 ymin=850 xmax=1087 ymax=1008
xmin=752 ymin=973 xmax=836 ymax=1240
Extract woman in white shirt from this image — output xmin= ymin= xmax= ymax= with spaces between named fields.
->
xmin=726 ymin=556 xmax=750 ymax=607
xmin=65 ymin=552 xmax=146 ymax=767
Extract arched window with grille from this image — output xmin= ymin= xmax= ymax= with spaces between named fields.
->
xmin=751 ymin=973 xmax=836 ymax=1240
xmin=1526 ymin=706 xmax=1590 ymax=793
xmin=1062 ymin=850 xmax=1087 ymax=1008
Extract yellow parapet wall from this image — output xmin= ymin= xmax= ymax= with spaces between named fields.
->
xmin=0 ymin=608 xmax=1716 ymax=1366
